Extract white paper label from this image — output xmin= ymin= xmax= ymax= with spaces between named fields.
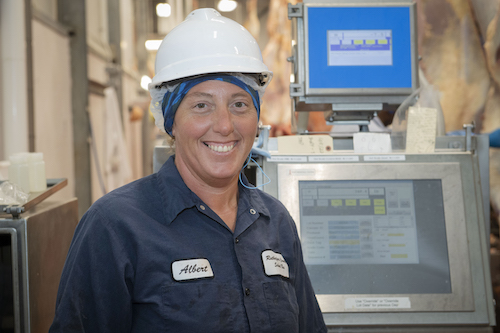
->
xmin=363 ymin=155 xmax=406 ymax=161
xmin=353 ymin=132 xmax=392 ymax=153
xmin=345 ymin=297 xmax=411 ymax=309
xmin=277 ymin=135 xmax=334 ymax=154
xmin=267 ymin=156 xmax=308 ymax=162
xmin=262 ymin=250 xmax=289 ymax=278
xmin=172 ymin=259 xmax=214 ymax=281
xmin=308 ymin=155 xmax=360 ymax=162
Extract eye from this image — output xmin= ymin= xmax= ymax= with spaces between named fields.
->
xmin=194 ymin=103 xmax=207 ymax=109
xmin=234 ymin=101 xmax=247 ymax=108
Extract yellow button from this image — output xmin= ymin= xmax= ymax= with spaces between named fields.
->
xmin=331 ymin=199 xmax=343 ymax=206
xmin=391 ymin=254 xmax=408 ymax=259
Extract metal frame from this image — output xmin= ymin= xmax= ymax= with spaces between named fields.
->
xmin=0 ymin=223 xmax=29 ymax=332
xmin=278 ymin=162 xmax=473 ymax=314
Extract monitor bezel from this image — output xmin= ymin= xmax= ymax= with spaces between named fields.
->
xmin=277 ymin=162 xmax=473 ymax=313
xmin=303 ymin=2 xmax=419 ymax=99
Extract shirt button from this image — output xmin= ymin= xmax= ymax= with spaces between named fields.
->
xmin=245 ymin=288 xmax=250 ymax=296
xmin=235 ymin=238 xmax=239 ymax=244
xmin=249 ymin=208 xmax=256 ymax=215
xmin=200 ymin=205 xmax=205 ymax=210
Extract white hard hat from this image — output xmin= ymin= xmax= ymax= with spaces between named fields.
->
xmin=150 ymin=8 xmax=272 ymax=88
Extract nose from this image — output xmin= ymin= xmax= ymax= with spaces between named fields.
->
xmin=212 ymin=106 xmax=234 ymax=136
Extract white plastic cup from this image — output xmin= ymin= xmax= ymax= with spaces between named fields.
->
xmin=8 ymin=153 xmax=30 ymax=193
xmin=28 ymin=152 xmax=46 ymax=192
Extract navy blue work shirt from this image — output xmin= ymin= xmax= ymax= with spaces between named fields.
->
xmin=49 ymin=156 xmax=326 ymax=333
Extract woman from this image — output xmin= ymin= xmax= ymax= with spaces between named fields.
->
xmin=50 ymin=8 xmax=326 ymax=333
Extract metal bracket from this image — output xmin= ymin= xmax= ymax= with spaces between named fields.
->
xmin=288 ymin=3 xmax=303 ymax=18
xmin=257 ymin=124 xmax=271 ymax=152
xmin=290 ymin=83 xmax=304 ymax=97
xmin=463 ymin=123 xmax=475 ymax=152
xmin=3 ymin=205 xmax=25 ymax=219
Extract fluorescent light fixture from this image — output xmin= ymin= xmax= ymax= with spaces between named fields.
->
xmin=217 ymin=0 xmax=237 ymax=12
xmin=140 ymin=75 xmax=152 ymax=91
xmin=156 ymin=3 xmax=171 ymax=17
xmin=145 ymin=39 xmax=162 ymax=51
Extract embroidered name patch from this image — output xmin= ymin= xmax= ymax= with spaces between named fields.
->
xmin=171 ymin=258 xmax=214 ymax=281
xmin=262 ymin=250 xmax=289 ymax=278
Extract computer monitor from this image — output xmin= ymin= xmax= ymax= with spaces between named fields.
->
xmin=292 ymin=1 xmax=419 ymax=106
xmin=276 ymin=161 xmax=474 ymax=313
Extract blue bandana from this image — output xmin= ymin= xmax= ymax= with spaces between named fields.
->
xmin=161 ymin=74 xmax=261 ymax=135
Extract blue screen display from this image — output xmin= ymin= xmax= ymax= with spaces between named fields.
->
xmin=308 ymin=6 xmax=413 ymax=89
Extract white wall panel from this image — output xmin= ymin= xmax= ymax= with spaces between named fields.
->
xmin=31 ymin=19 xmax=75 ymax=201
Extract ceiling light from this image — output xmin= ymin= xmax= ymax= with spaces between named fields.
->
xmin=217 ymin=0 xmax=237 ymax=12
xmin=156 ymin=3 xmax=171 ymax=17
xmin=145 ymin=39 xmax=162 ymax=51
xmin=140 ymin=75 xmax=152 ymax=91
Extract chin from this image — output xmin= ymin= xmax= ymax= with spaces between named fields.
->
xmin=207 ymin=164 xmax=241 ymax=180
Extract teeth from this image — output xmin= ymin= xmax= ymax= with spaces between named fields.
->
xmin=208 ymin=143 xmax=235 ymax=152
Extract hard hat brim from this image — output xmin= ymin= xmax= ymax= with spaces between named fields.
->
xmin=151 ymin=54 xmax=273 ymax=89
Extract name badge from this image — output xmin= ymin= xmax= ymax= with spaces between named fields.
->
xmin=262 ymin=250 xmax=289 ymax=278
xmin=172 ymin=258 xmax=214 ymax=281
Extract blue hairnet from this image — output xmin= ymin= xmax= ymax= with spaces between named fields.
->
xmin=161 ymin=74 xmax=261 ymax=136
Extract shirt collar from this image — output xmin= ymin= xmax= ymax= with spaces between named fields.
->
xmin=156 ymin=156 xmax=199 ymax=224
xmin=156 ymin=156 xmax=270 ymax=226
xmin=238 ymin=174 xmax=271 ymax=218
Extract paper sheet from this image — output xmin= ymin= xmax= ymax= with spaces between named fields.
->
xmin=277 ymin=135 xmax=334 ymax=154
xmin=405 ymin=107 xmax=437 ymax=153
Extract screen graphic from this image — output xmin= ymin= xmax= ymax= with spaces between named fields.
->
xmin=327 ymin=30 xmax=393 ymax=66
xmin=299 ymin=180 xmax=418 ymax=265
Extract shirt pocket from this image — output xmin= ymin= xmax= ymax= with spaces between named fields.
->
xmin=162 ymin=282 xmax=244 ymax=333
xmin=263 ymin=280 xmax=300 ymax=333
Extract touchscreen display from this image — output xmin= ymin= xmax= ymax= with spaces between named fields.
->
xmin=299 ymin=179 xmax=451 ymax=294
xmin=300 ymin=180 xmax=418 ymax=265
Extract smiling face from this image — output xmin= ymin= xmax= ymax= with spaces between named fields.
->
xmin=171 ymin=79 xmax=258 ymax=188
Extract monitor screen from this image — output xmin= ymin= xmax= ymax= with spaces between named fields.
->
xmin=299 ymin=179 xmax=451 ymax=295
xmin=307 ymin=5 xmax=415 ymax=91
